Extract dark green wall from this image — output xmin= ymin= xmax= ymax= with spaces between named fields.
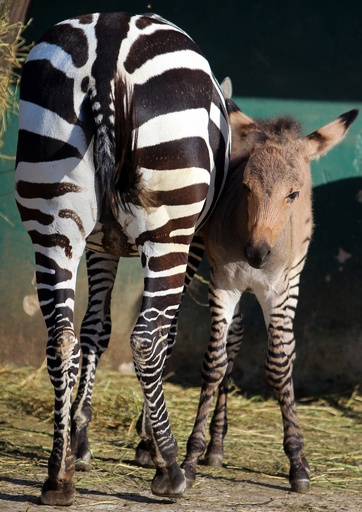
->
xmin=24 ymin=0 xmax=362 ymax=101
xmin=1 ymin=0 xmax=361 ymax=393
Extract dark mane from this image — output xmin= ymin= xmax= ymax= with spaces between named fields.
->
xmin=256 ymin=116 xmax=302 ymax=143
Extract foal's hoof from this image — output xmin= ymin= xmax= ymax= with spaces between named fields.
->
xmin=204 ymin=452 xmax=223 ymax=468
xmin=180 ymin=462 xmax=196 ymax=490
xmin=290 ymin=458 xmax=310 ymax=493
xmin=204 ymin=443 xmax=224 ymax=468
xmin=135 ymin=440 xmax=155 ymax=468
xmin=151 ymin=462 xmax=187 ymax=498
xmin=40 ymin=478 xmax=75 ymax=506
xmin=75 ymin=457 xmax=92 ymax=472
xmin=290 ymin=479 xmax=310 ymax=494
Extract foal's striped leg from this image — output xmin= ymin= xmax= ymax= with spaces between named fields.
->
xmin=261 ymin=266 xmax=310 ymax=493
xmin=71 ymin=250 xmax=119 ymax=470
xmin=182 ymin=283 xmax=240 ymax=486
xmin=204 ymin=309 xmax=244 ymax=467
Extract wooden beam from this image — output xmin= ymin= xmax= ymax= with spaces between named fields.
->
xmin=8 ymin=0 xmax=33 ymax=24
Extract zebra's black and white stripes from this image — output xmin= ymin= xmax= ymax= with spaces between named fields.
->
xmin=71 ymin=250 xmax=119 ymax=470
xmin=15 ymin=12 xmax=229 ymax=505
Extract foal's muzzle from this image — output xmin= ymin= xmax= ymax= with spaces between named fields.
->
xmin=245 ymin=240 xmax=271 ymax=269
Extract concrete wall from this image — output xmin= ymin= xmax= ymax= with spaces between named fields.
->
xmin=1 ymin=0 xmax=361 ymax=394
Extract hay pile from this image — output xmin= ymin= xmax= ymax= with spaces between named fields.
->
xmin=0 ymin=1 xmax=32 ymax=150
xmin=0 ymin=364 xmax=361 ymax=495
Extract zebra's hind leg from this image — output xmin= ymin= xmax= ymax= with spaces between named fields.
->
xmin=130 ymin=240 xmax=205 ymax=497
xmin=132 ymin=308 xmax=186 ymax=497
xmin=134 ymin=235 xmax=205 ymax=471
xmin=204 ymin=309 xmax=244 ymax=468
xmin=36 ymin=250 xmax=84 ymax=506
xmin=134 ymin=312 xmax=180 ymax=469
xmin=261 ymin=283 xmax=310 ymax=493
xmin=71 ymin=250 xmax=119 ymax=471
xmin=181 ymin=286 xmax=240 ymax=488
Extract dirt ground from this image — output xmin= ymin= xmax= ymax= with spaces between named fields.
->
xmin=0 ymin=465 xmax=361 ymax=512
xmin=1 ymin=419 xmax=361 ymax=512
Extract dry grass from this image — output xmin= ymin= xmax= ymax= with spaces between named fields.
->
xmin=0 ymin=2 xmax=32 ymax=150
xmin=0 ymin=364 xmax=361 ymax=496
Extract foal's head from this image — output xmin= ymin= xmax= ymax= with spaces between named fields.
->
xmin=222 ymin=81 xmax=358 ymax=269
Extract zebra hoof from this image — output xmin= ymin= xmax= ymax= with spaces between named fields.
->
xmin=71 ymin=424 xmax=92 ymax=470
xmin=40 ymin=478 xmax=76 ymax=506
xmin=151 ymin=462 xmax=187 ymax=497
xmin=74 ymin=444 xmax=92 ymax=472
xmin=290 ymin=479 xmax=310 ymax=494
xmin=135 ymin=440 xmax=155 ymax=468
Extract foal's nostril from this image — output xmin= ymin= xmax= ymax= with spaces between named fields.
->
xmin=245 ymin=241 xmax=271 ymax=268
xmin=245 ymin=243 xmax=253 ymax=261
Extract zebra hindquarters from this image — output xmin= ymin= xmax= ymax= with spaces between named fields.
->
xmin=181 ymin=284 xmax=240 ymax=487
xmin=71 ymin=250 xmax=119 ymax=471
xmin=258 ymin=272 xmax=310 ymax=494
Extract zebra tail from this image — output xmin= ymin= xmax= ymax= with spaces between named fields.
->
xmin=91 ymin=76 xmax=154 ymax=220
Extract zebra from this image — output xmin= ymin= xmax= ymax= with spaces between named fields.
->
xmin=15 ymin=12 xmax=229 ymax=505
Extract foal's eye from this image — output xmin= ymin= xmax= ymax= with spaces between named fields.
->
xmin=286 ymin=191 xmax=299 ymax=201
xmin=243 ymin=183 xmax=251 ymax=194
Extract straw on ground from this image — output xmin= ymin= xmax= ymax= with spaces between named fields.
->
xmin=0 ymin=364 xmax=361 ymax=495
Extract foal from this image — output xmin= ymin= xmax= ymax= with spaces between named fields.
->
xmin=181 ymin=88 xmax=358 ymax=493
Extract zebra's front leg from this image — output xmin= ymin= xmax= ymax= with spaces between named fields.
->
xmin=262 ymin=288 xmax=310 ymax=493
xmin=71 ymin=251 xmax=119 ymax=471
xmin=182 ymin=287 xmax=240 ymax=487
xmin=204 ymin=309 xmax=244 ymax=467
xmin=36 ymin=251 xmax=83 ymax=506
xmin=135 ymin=402 xmax=155 ymax=467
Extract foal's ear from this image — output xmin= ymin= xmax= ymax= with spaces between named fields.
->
xmin=305 ymin=109 xmax=359 ymax=160
xmin=228 ymin=107 xmax=267 ymax=159
xmin=220 ymin=77 xmax=233 ymax=99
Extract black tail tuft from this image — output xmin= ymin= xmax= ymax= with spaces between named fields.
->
xmin=93 ymin=75 xmax=155 ymax=220
xmin=113 ymin=78 xmax=152 ymax=214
